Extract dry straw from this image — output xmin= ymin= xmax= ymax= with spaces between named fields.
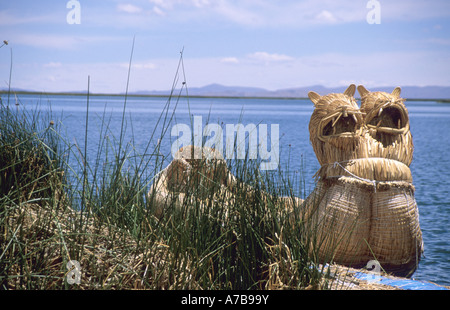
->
xmin=148 ymin=145 xmax=236 ymax=218
xmin=148 ymin=145 xmax=301 ymax=219
xmin=308 ymin=84 xmax=367 ymax=166
xmin=304 ymin=84 xmax=423 ymax=278
xmin=358 ymin=85 xmax=414 ymax=166
xmin=303 ymin=176 xmax=423 ymax=277
xmin=147 ymin=84 xmax=423 ymax=278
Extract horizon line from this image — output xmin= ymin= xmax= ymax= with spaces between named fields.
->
xmin=1 ymin=89 xmax=449 ymax=103
xmin=2 ymin=82 xmax=450 ymax=102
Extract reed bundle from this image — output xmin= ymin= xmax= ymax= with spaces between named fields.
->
xmin=148 ymin=145 xmax=236 ymax=218
xmin=147 ymin=84 xmax=423 ymax=279
xmin=314 ymin=157 xmax=413 ymax=185
xmin=303 ymin=176 xmax=422 ymax=278
xmin=358 ymin=85 xmax=413 ymax=166
xmin=308 ymin=85 xmax=414 ymax=167
xmin=148 ymin=145 xmax=302 ymax=219
xmin=308 ymin=85 xmax=368 ymax=166
xmin=304 ymin=84 xmax=423 ymax=277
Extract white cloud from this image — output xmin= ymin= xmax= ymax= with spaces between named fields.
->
xmin=148 ymin=0 xmax=173 ymax=9
xmin=117 ymin=4 xmax=143 ymax=14
xmin=220 ymin=57 xmax=239 ymax=64
xmin=140 ymin=0 xmax=360 ymax=28
xmin=51 ymin=0 xmax=450 ymax=31
xmin=247 ymin=52 xmax=294 ymax=63
xmin=315 ymin=10 xmax=337 ymax=24
xmin=148 ymin=0 xmax=208 ymax=14
xmin=120 ymin=62 xmax=157 ymax=70
xmin=178 ymin=50 xmax=450 ymax=91
xmin=0 ymin=10 xmax=59 ymax=26
xmin=210 ymin=1 xmax=265 ymax=27
xmin=148 ymin=0 xmax=209 ymax=9
xmin=8 ymin=33 xmax=126 ymax=50
xmin=192 ymin=0 xmax=210 ymax=8
xmin=43 ymin=62 xmax=63 ymax=68
xmin=152 ymin=6 xmax=165 ymax=16
xmin=11 ymin=34 xmax=81 ymax=50
xmin=6 ymin=49 xmax=450 ymax=94
xmin=427 ymin=38 xmax=450 ymax=46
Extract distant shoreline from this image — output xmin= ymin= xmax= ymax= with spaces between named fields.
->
xmin=0 ymin=90 xmax=308 ymax=101
xmin=1 ymin=90 xmax=449 ymax=103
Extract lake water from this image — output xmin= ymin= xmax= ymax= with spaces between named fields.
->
xmin=3 ymin=93 xmax=450 ymax=287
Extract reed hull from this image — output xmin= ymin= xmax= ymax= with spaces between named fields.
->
xmin=304 ymin=177 xmax=423 ymax=278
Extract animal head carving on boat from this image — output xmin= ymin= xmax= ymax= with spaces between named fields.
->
xmin=308 ymin=84 xmax=366 ymax=166
xmin=358 ymin=85 xmax=413 ymax=166
xmin=306 ymin=85 xmax=422 ymax=277
xmin=308 ymin=85 xmax=414 ymax=182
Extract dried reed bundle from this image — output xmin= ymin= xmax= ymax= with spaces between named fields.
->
xmin=148 ymin=145 xmax=236 ymax=218
xmin=314 ymin=157 xmax=413 ymax=184
xmin=3 ymin=202 xmax=198 ymax=289
xmin=369 ymin=186 xmax=423 ymax=277
xmin=147 ymin=84 xmax=423 ymax=278
xmin=305 ymin=84 xmax=423 ymax=277
xmin=303 ymin=177 xmax=423 ymax=278
xmin=304 ymin=179 xmax=371 ymax=265
xmin=308 ymin=84 xmax=367 ymax=166
xmin=358 ymin=85 xmax=413 ymax=166
xmin=167 ymin=145 xmax=234 ymax=194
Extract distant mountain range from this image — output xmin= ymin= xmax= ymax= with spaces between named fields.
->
xmin=133 ymin=83 xmax=450 ymax=100
xmin=3 ymin=84 xmax=450 ymax=100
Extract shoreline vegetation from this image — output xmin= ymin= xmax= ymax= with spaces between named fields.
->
xmin=1 ymin=90 xmax=449 ymax=103
xmin=2 ymin=91 xmax=449 ymax=291
xmin=2 ymin=76 xmax=336 ymax=289
xmin=1 ymin=44 xmax=448 ymax=290
xmin=1 ymin=47 xmax=329 ymax=289
xmin=0 ymin=85 xmax=326 ymax=290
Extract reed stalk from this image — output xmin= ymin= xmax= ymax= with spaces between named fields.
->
xmin=0 ymin=47 xmax=333 ymax=290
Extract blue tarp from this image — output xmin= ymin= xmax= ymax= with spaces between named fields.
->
xmin=353 ymin=272 xmax=448 ymax=290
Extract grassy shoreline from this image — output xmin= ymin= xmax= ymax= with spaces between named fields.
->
xmin=3 ymin=84 xmax=450 ymax=290
xmin=3 ymin=92 xmax=449 ymax=290
xmin=0 ymin=88 xmax=331 ymax=290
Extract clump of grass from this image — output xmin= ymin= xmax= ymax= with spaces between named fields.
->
xmin=0 ymin=99 xmax=70 ymax=289
xmin=162 ymin=158 xmax=324 ymax=289
xmin=0 ymin=48 xmax=335 ymax=290
xmin=0 ymin=95 xmax=328 ymax=290
xmin=0 ymin=101 xmax=64 ymax=203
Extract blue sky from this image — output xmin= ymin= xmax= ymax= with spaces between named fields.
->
xmin=1 ymin=0 xmax=450 ymax=93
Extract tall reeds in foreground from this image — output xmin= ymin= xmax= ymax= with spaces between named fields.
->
xmin=0 ymin=49 xmax=337 ymax=290
xmin=0 ymin=96 xmax=332 ymax=290
xmin=0 ymin=98 xmax=71 ymax=289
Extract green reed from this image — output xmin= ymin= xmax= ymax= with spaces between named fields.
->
xmin=0 ymin=47 xmax=331 ymax=290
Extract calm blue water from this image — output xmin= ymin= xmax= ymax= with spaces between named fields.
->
xmin=4 ymin=93 xmax=450 ymax=287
